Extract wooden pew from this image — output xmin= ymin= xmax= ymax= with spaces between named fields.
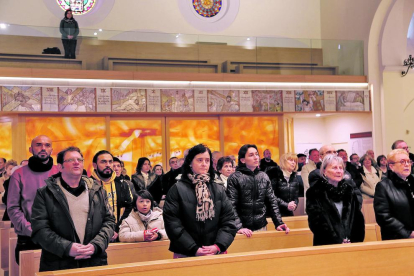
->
xmin=36 ymin=238 xmax=414 ymax=276
xmin=9 ymin=237 xmax=18 ymax=276
xmin=1 ymin=228 xmax=16 ymax=272
xmin=0 ymin=53 xmax=87 ymax=70
xmin=362 ymin=198 xmax=376 ymax=224
xmin=266 ymin=215 xmax=308 ymax=230
xmin=21 ymin=224 xmax=379 ymax=276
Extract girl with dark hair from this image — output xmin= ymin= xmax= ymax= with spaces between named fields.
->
xmin=131 ymin=158 xmax=163 ymax=204
xmin=59 ymin=9 xmax=79 ymax=59
xmin=153 ymin=164 xmax=164 ymax=176
xmin=163 ymin=144 xmax=237 ymax=258
xmin=119 ymin=190 xmax=168 ymax=242
xmin=377 ymin=155 xmax=388 ymax=177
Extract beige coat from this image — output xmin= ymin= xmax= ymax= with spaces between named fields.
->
xmin=119 ymin=207 xmax=168 ymax=242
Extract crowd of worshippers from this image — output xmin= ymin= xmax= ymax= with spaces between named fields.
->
xmin=0 ymin=136 xmax=413 ymax=272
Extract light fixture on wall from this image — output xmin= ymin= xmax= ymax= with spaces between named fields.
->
xmin=402 ymin=55 xmax=414 ymax=77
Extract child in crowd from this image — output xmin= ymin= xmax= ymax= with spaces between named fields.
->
xmin=119 ymin=190 xmax=168 ymax=242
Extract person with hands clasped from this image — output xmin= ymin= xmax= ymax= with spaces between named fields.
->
xmin=163 ymin=144 xmax=237 ymax=258
xmin=31 ymin=147 xmax=115 ymax=272
xmin=119 ymin=190 xmax=168 ymax=242
xmin=226 ymin=144 xmax=290 ymax=238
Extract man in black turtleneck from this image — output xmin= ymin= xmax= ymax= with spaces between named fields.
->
xmin=7 ymin=135 xmax=59 ymax=265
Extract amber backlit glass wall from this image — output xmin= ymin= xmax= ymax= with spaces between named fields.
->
xmin=110 ymin=119 xmax=163 ymax=177
xmin=168 ymin=119 xmax=220 ymax=161
xmin=0 ymin=121 xmax=12 ymax=160
xmin=223 ymin=117 xmax=279 ymax=162
xmin=26 ymin=117 xmax=106 ymax=174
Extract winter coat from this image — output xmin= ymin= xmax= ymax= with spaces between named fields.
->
xmin=374 ymin=171 xmax=414 ymax=240
xmin=162 ymin=168 xmax=181 ymax=195
xmin=119 ymin=207 xmax=168 ymax=242
xmin=226 ymin=166 xmax=284 ymax=231
xmin=266 ymin=167 xmax=300 ymax=216
xmin=59 ymin=19 xmax=79 ymax=40
xmin=131 ymin=172 xmax=163 ymax=204
xmin=306 ymin=177 xmax=365 ymax=246
xmin=359 ymin=166 xmax=382 ymax=199
xmin=163 ymin=177 xmax=237 ymax=256
xmin=31 ymin=175 xmax=115 ymax=272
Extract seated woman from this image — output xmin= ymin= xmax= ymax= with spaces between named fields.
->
xmin=374 ymin=149 xmax=414 ymax=240
xmin=266 ymin=153 xmax=301 ymax=217
xmin=215 ymin=156 xmax=234 ymax=189
xmin=119 ymin=190 xmax=168 ymax=242
xmin=163 ymin=144 xmax=237 ymax=258
xmin=359 ymin=153 xmax=382 ymax=199
xmin=306 ymin=155 xmax=365 ymax=246
xmin=131 ymin=158 xmax=163 ymax=204
xmin=377 ymin=155 xmax=388 ymax=178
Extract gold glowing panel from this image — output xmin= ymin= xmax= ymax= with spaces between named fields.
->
xmin=0 ymin=122 xmax=12 ymax=160
xmin=169 ymin=119 xmax=220 ymax=159
xmin=110 ymin=119 xmax=162 ymax=176
xmin=26 ymin=117 xmax=106 ymax=174
xmin=223 ymin=117 xmax=279 ymax=162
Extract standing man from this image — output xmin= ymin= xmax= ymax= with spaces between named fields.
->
xmin=31 ymin=147 xmax=114 ymax=272
xmin=301 ymin=148 xmax=320 ymax=211
xmin=8 ymin=135 xmax=59 ymax=264
xmin=297 ymin=153 xmax=307 ymax=172
xmin=212 ymin=151 xmax=223 ymax=173
xmin=260 ymin=149 xmax=278 ymax=172
xmin=91 ymin=150 xmax=133 ymax=242
xmin=366 ymin=150 xmax=375 ymax=161
xmin=392 ymin=140 xmax=414 ymax=173
xmin=227 ymin=144 xmax=289 ymax=237
xmin=162 ymin=157 xmax=181 ymax=196
xmin=0 ymin=158 xmax=6 ymax=177
xmin=337 ymin=149 xmax=363 ymax=188
xmin=350 ymin=153 xmax=361 ymax=169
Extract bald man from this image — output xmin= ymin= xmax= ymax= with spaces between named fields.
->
xmin=8 ymin=135 xmax=59 ymax=265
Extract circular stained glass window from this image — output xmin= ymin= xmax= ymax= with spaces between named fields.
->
xmin=192 ymin=0 xmax=222 ymax=18
xmin=57 ymin=0 xmax=96 ymax=15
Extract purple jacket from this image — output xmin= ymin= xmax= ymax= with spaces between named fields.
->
xmin=7 ymin=165 xmax=59 ymax=236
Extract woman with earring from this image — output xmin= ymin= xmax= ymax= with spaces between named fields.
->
xmin=163 ymin=144 xmax=237 ymax=258
xmin=59 ymin=9 xmax=79 ymax=59
xmin=306 ymin=155 xmax=365 ymax=246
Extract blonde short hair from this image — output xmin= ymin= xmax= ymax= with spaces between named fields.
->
xmin=279 ymin=153 xmax=298 ymax=172
xmin=387 ymin=149 xmax=408 ymax=163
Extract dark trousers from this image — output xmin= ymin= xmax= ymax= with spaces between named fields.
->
xmin=62 ymin=39 xmax=77 ymax=59
xmin=15 ymin=235 xmax=41 ymax=265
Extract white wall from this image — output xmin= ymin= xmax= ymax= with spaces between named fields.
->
xmin=294 ymin=114 xmax=373 ymax=155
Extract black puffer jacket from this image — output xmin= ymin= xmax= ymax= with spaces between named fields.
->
xmin=163 ymin=177 xmax=237 ymax=256
xmin=31 ymin=176 xmax=115 ymax=272
xmin=374 ymin=171 xmax=414 ymax=240
xmin=131 ymin=172 xmax=163 ymax=204
xmin=266 ymin=166 xmax=300 ymax=217
xmin=306 ymin=177 xmax=365 ymax=246
xmin=226 ymin=166 xmax=284 ymax=231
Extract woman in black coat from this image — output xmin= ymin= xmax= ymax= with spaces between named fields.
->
xmin=266 ymin=153 xmax=301 ymax=217
xmin=163 ymin=144 xmax=237 ymax=258
xmin=131 ymin=157 xmax=163 ymax=204
xmin=374 ymin=149 xmax=414 ymax=240
xmin=306 ymin=155 xmax=365 ymax=246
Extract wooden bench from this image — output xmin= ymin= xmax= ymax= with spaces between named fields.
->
xmin=222 ymin=60 xmax=319 ymax=73
xmin=21 ymin=224 xmax=379 ymax=276
xmin=35 ymin=237 xmax=410 ymax=276
xmin=362 ymin=198 xmax=376 ymax=224
xmin=9 ymin=237 xmax=18 ymax=276
xmin=267 ymin=215 xmax=308 ymax=230
xmin=235 ymin=64 xmax=338 ymax=75
xmin=1 ymin=227 xmax=15 ymax=270
xmin=0 ymin=53 xmax=86 ymax=70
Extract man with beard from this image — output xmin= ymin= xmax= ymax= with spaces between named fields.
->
xmin=7 ymin=135 xmax=59 ymax=264
xmin=260 ymin=149 xmax=278 ymax=172
xmin=91 ymin=151 xmax=133 ymax=242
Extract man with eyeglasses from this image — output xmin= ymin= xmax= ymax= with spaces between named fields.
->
xmin=8 ymin=135 xmax=59 ymax=265
xmin=91 ymin=150 xmax=133 ymax=242
xmin=31 ymin=146 xmax=115 ymax=272
xmin=392 ymin=140 xmax=414 ymax=174
xmin=374 ymin=149 xmax=414 ymax=240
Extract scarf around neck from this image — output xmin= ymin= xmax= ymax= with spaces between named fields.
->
xmin=138 ymin=210 xmax=152 ymax=223
xmin=63 ymin=17 xmax=76 ymax=24
xmin=28 ymin=156 xmax=54 ymax=172
xmin=187 ymin=173 xmax=215 ymax=221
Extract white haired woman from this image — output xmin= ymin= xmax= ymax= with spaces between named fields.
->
xmin=306 ymin=155 xmax=365 ymax=246
xmin=374 ymin=149 xmax=414 ymax=240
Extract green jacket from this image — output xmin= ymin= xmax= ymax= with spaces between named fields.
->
xmin=59 ymin=19 xmax=79 ymax=40
xmin=31 ymin=174 xmax=115 ymax=272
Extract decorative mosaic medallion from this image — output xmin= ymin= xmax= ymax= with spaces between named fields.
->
xmin=192 ymin=0 xmax=222 ymax=18
xmin=57 ymin=0 xmax=96 ymax=15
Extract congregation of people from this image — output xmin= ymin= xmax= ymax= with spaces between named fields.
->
xmin=1 ymin=136 xmax=414 ymax=272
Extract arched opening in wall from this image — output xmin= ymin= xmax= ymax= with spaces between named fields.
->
xmin=407 ymin=13 xmax=414 ymax=54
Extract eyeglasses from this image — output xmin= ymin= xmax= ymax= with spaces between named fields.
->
xmin=401 ymin=147 xmax=411 ymax=151
xmin=389 ymin=159 xmax=413 ymax=166
xmin=63 ymin=158 xmax=84 ymax=163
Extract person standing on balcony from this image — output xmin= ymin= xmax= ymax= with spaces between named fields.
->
xmin=60 ymin=9 xmax=79 ymax=59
